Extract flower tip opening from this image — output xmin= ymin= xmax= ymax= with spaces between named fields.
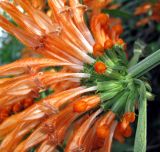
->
xmin=97 ymin=13 xmax=109 ymax=26
xmin=123 ymin=125 xmax=132 ymax=137
xmin=112 ymin=24 xmax=123 ymax=35
xmin=113 ymin=112 xmax=135 ymax=142
xmin=73 ymin=100 xmax=88 ymax=113
xmin=123 ymin=112 xmax=136 ymax=123
xmin=94 ymin=61 xmax=107 ymax=74
xmin=117 ymin=38 xmax=127 ymax=50
xmin=104 ymin=39 xmax=114 ymax=50
xmin=93 ymin=43 xmax=104 ymax=57
xmin=117 ymin=38 xmax=125 ymax=45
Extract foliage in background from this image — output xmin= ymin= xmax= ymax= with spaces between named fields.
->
xmin=0 ymin=34 xmax=23 ymax=65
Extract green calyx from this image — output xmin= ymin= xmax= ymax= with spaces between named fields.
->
xmin=81 ymin=45 xmax=159 ymax=115
xmin=80 ymin=45 xmax=160 ymax=152
xmin=81 ymin=45 xmax=128 ymax=86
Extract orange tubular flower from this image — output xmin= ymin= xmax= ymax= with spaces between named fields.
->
xmin=135 ymin=1 xmax=160 ymax=26
xmin=73 ymin=95 xmax=100 ymax=112
xmin=96 ymin=111 xmax=116 ymax=138
xmin=0 ymin=0 xmax=137 ymax=152
xmin=114 ymin=112 xmax=135 ymax=143
xmin=91 ymin=13 xmax=124 ymax=57
xmin=134 ymin=2 xmax=152 ymax=15
xmin=84 ymin=0 xmax=114 ymax=15
xmin=65 ymin=109 xmax=102 ymax=152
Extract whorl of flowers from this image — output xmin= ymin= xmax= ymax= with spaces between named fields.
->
xmin=0 ymin=0 xmax=159 ymax=152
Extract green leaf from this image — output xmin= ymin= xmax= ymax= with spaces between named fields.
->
xmin=0 ymin=35 xmax=23 ymax=65
xmin=134 ymin=81 xmax=147 ymax=152
xmin=102 ymin=9 xmax=132 ymax=19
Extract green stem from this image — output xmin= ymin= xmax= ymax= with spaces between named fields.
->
xmin=128 ymin=50 xmax=142 ymax=68
xmin=128 ymin=49 xmax=160 ymax=78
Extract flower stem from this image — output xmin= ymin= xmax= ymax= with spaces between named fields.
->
xmin=128 ymin=49 xmax=160 ymax=78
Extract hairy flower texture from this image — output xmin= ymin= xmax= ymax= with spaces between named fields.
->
xmin=0 ymin=0 xmax=153 ymax=152
xmin=135 ymin=0 xmax=160 ymax=26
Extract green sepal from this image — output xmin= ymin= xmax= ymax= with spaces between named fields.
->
xmin=144 ymin=82 xmax=152 ymax=92
xmin=101 ymin=90 xmax=126 ymax=111
xmin=125 ymin=87 xmax=137 ymax=112
xmin=100 ymin=91 xmax=119 ymax=102
xmin=100 ymin=85 xmax=124 ymax=102
xmin=98 ymin=54 xmax=115 ymax=67
xmin=97 ymin=81 xmax=122 ymax=91
xmin=111 ymin=90 xmax=129 ymax=113
xmin=114 ymin=45 xmax=128 ymax=66
xmin=105 ymin=48 xmax=119 ymax=63
xmin=105 ymin=71 xmax=125 ymax=80
xmin=128 ymin=40 xmax=145 ymax=68
xmin=146 ymin=91 xmax=155 ymax=101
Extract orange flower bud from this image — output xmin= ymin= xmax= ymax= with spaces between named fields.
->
xmin=117 ymin=120 xmax=129 ymax=133
xmin=97 ymin=14 xmax=109 ymax=26
xmin=73 ymin=100 xmax=88 ymax=113
xmin=117 ymin=38 xmax=125 ymax=45
xmin=104 ymin=39 xmax=114 ymax=49
xmin=123 ymin=125 xmax=132 ymax=137
xmin=93 ymin=43 xmax=104 ymax=57
xmin=0 ymin=109 xmax=9 ymax=119
xmin=112 ymin=25 xmax=123 ymax=35
xmin=123 ymin=112 xmax=136 ymax=123
xmin=114 ymin=129 xmax=125 ymax=143
xmin=22 ymin=98 xmax=34 ymax=108
xmin=6 ymin=105 xmax=13 ymax=115
xmin=96 ymin=125 xmax=110 ymax=139
xmin=94 ymin=61 xmax=107 ymax=74
xmin=12 ymin=102 xmax=23 ymax=113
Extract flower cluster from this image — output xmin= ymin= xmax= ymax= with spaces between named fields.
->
xmin=0 ymin=0 xmax=155 ymax=152
xmin=135 ymin=0 xmax=160 ymax=26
